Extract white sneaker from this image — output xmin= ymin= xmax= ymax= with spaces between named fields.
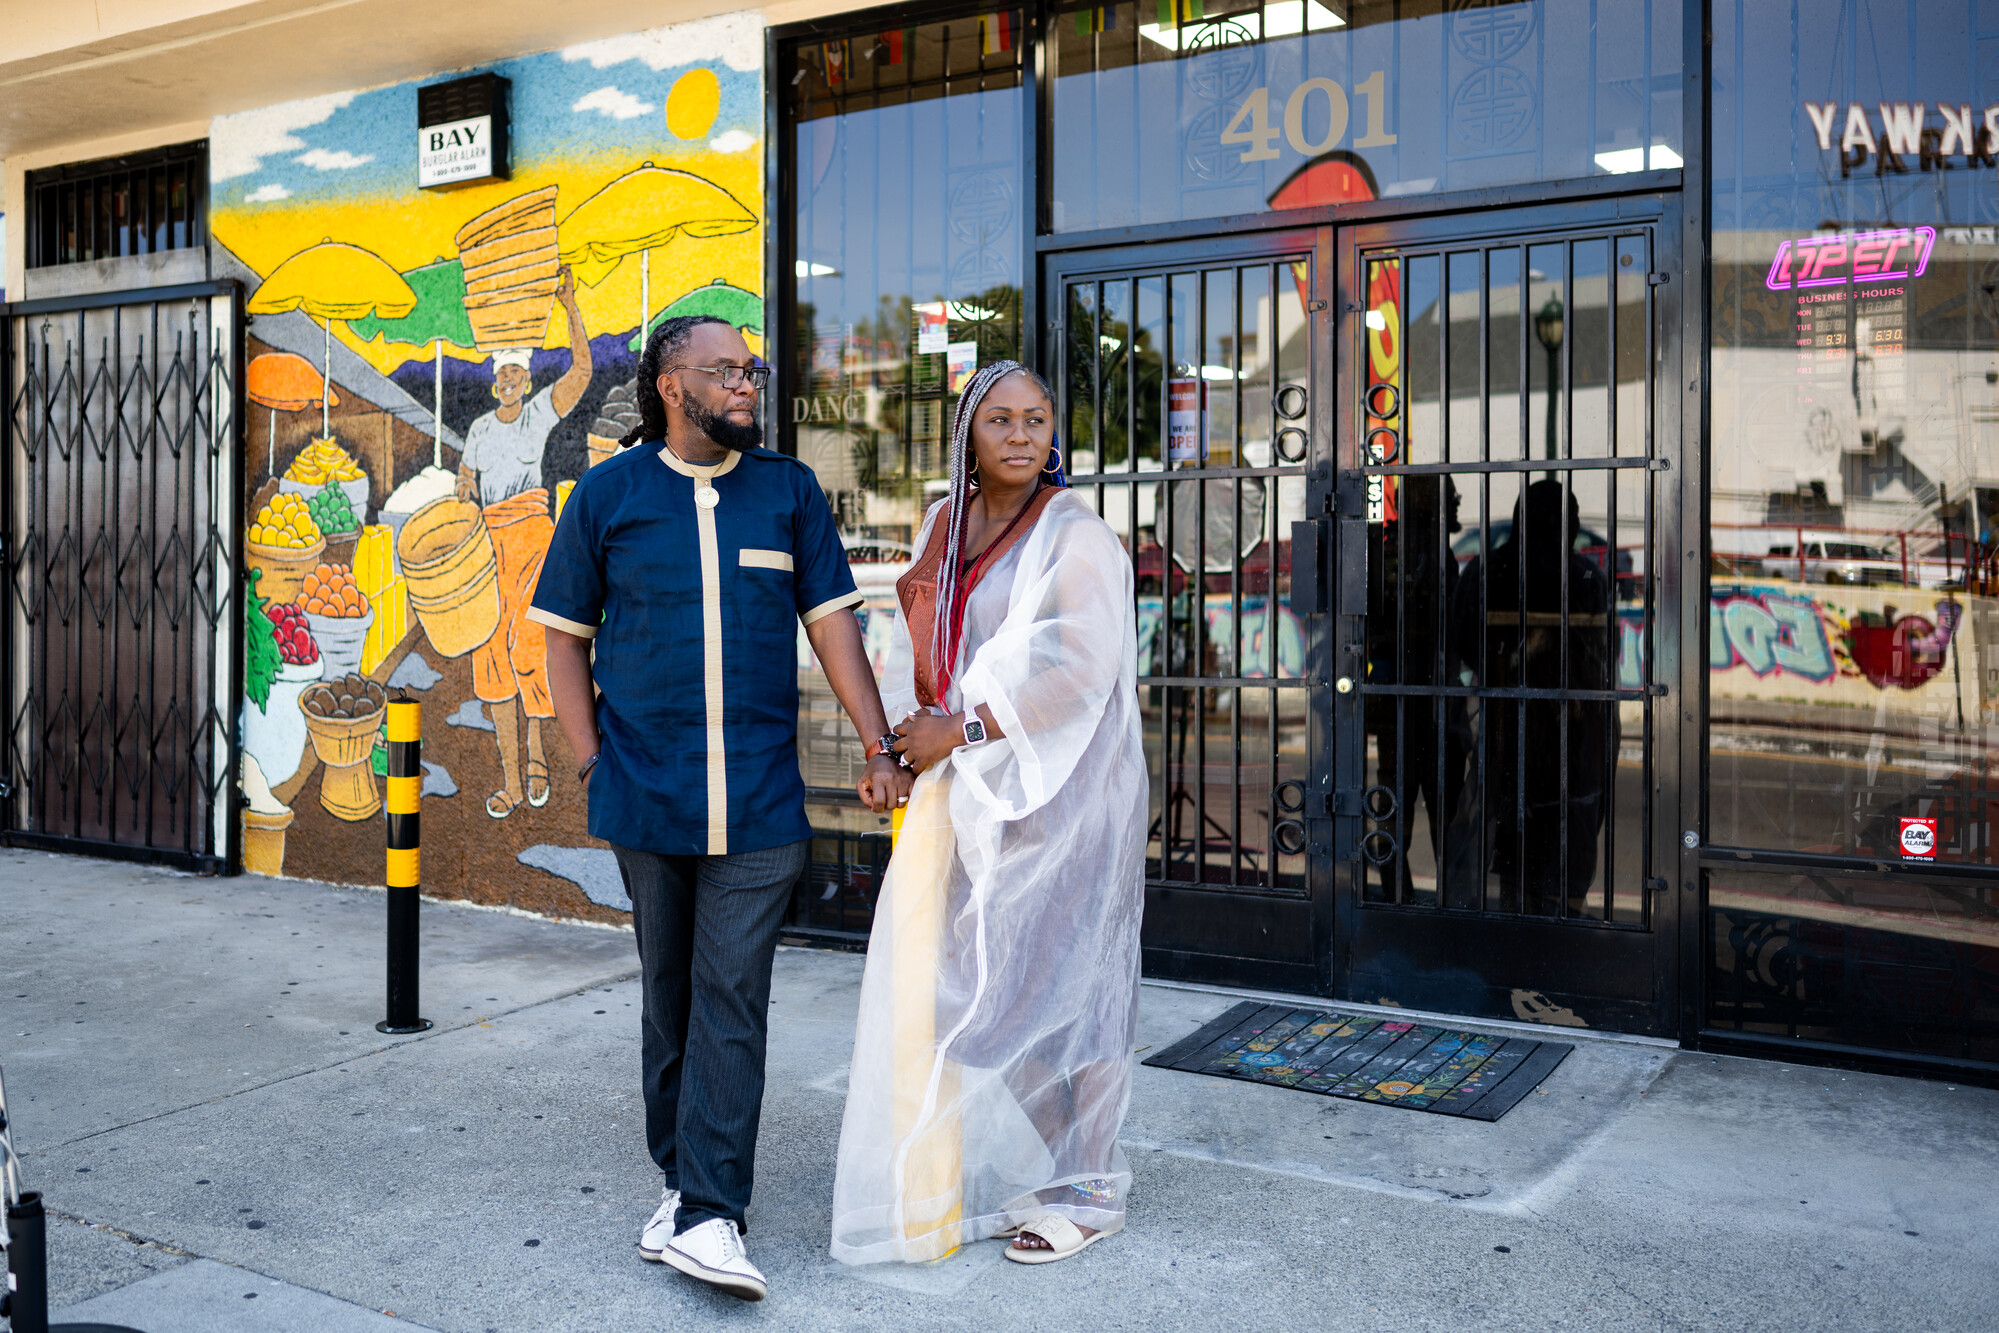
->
xmin=661 ymin=1217 xmax=767 ymax=1301
xmin=637 ymin=1186 xmax=680 ymax=1261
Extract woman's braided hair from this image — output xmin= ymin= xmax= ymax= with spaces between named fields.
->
xmin=930 ymin=359 xmax=1058 ymax=698
xmin=619 ymin=314 xmax=734 ymax=446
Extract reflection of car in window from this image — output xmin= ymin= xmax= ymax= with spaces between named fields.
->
xmin=1761 ymin=539 xmax=1904 ymax=586
xmin=840 ymin=533 xmax=915 ymax=601
xmin=839 ymin=534 xmax=915 ymax=564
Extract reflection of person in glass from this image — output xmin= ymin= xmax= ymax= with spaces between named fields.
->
xmin=1364 ymin=475 xmax=1466 ymax=902
xmin=832 ymin=362 xmax=1146 ymax=1267
xmin=455 ymin=265 xmax=592 ymax=819
xmin=1451 ymin=480 xmax=1611 ymax=915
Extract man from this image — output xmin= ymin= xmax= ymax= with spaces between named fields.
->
xmin=456 ymin=265 xmax=591 ymax=818
xmin=528 ymin=315 xmax=907 ymax=1301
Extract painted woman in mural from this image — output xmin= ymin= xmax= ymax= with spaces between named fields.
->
xmin=455 ymin=265 xmax=593 ymax=818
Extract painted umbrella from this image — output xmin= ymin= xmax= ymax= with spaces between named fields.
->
xmin=627 ymin=278 xmax=764 ymax=352
xmin=557 ymin=163 xmax=758 ymax=344
xmin=348 ymin=258 xmax=477 ymax=469
xmin=246 ymin=240 xmax=418 ymax=436
xmin=246 ymin=351 xmax=341 ymax=479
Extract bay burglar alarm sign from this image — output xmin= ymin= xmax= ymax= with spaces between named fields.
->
xmin=1899 ymin=816 xmax=1938 ymax=860
xmin=417 ymin=74 xmax=510 ymax=190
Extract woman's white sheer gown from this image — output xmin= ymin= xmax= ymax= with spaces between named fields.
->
xmin=830 ymin=490 xmax=1148 ymax=1265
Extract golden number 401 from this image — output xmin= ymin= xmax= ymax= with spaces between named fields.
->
xmin=1222 ymin=71 xmax=1396 ymax=161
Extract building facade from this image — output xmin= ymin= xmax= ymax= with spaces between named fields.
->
xmin=2 ymin=0 xmax=1994 ymax=1083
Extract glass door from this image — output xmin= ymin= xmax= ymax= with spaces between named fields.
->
xmin=1332 ymin=199 xmax=1684 ymax=1034
xmin=1048 ymin=230 xmax=1337 ymax=993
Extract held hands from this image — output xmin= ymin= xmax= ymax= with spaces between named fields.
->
xmin=889 ymin=710 xmax=966 ymax=776
xmin=856 ymin=753 xmax=911 ymax=813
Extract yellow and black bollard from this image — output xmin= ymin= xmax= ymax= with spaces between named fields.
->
xmin=377 ymin=693 xmax=432 ymax=1035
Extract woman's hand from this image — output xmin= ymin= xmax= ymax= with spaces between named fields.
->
xmin=857 ymin=753 xmax=909 ymax=812
xmin=891 ymin=711 xmax=966 ymax=775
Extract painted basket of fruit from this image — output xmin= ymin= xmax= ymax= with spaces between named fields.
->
xmin=304 ymin=479 xmax=363 ymax=568
xmin=300 ymin=673 xmax=388 ymax=820
xmin=240 ymin=599 xmax=322 ymax=789
xmin=298 ymin=563 xmax=376 ymax=680
xmin=247 ymin=490 xmax=326 ymax=606
xmin=279 ymin=438 xmax=370 ymax=520
xmin=301 ymin=673 xmax=388 ymax=764
xmin=588 ymin=383 xmax=642 ymax=468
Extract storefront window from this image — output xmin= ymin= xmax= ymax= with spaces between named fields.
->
xmin=1047 ymin=0 xmax=1681 ymax=234
xmin=785 ymin=12 xmax=1024 ymax=905
xmin=1710 ymin=0 xmax=1999 ymax=1051
xmin=1706 ymin=867 xmax=1999 ymax=1063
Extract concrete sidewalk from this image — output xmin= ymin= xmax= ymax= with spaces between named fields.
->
xmin=4 ymin=847 xmax=1994 ymax=1332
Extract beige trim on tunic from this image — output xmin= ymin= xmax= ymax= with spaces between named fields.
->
xmin=657 ymin=446 xmax=743 ymax=854
xmin=524 ymin=606 xmax=598 ymax=640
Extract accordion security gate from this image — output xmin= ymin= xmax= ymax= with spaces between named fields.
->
xmin=2 ymin=282 xmax=242 ymax=871
xmin=1332 ymin=201 xmax=1683 ymax=1035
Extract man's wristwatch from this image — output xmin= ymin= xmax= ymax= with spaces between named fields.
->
xmin=866 ymin=733 xmax=899 ymax=762
xmin=961 ymin=715 xmax=986 ymax=746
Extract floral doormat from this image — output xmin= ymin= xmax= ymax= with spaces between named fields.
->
xmin=1142 ymin=1001 xmax=1572 ymax=1121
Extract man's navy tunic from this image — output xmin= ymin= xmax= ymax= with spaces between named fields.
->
xmin=527 ymin=440 xmax=862 ymax=855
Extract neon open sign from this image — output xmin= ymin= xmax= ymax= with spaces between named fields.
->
xmin=1766 ymin=226 xmax=1936 ymax=290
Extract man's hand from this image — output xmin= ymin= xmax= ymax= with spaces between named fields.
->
xmin=891 ymin=711 xmax=964 ymax=775
xmin=857 ymin=753 xmax=910 ymax=812
xmin=455 ymin=470 xmax=477 ymax=502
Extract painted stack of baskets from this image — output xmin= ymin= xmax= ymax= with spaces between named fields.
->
xmin=455 ymin=185 xmax=559 ymax=351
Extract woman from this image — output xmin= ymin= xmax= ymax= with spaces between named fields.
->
xmin=830 ymin=360 xmax=1146 ymax=1267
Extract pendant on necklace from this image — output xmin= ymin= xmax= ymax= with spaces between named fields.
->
xmin=695 ymin=485 xmax=720 ymax=510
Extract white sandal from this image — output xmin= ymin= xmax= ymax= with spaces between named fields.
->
xmin=1003 ymin=1213 xmax=1119 ymax=1265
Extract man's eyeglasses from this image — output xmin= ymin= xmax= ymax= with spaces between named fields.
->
xmin=666 ymin=363 xmax=771 ymax=391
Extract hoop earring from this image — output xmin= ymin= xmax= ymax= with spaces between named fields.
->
xmin=1043 ymin=446 xmax=1062 ymax=475
xmin=491 ymin=384 xmax=501 ymax=400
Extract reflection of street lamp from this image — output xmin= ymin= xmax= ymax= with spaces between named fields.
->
xmin=1535 ymin=294 xmax=1564 ymax=460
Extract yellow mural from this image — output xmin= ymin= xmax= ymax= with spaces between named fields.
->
xmin=223 ymin=17 xmax=764 ymax=909
xmin=223 ymin=147 xmax=762 ymax=375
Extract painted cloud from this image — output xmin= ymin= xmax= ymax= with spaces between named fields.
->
xmin=212 ymin=92 xmax=357 ymax=181
xmin=573 ymin=87 xmax=655 ymax=120
xmin=295 ymin=148 xmax=374 ymax=171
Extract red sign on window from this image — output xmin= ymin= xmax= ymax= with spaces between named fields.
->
xmin=1898 ymin=816 xmax=1938 ymax=860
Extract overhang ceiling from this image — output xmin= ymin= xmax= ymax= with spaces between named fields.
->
xmin=0 ymin=0 xmax=742 ymax=159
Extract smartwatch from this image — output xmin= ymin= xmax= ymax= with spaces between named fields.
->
xmin=961 ymin=715 xmax=986 ymax=746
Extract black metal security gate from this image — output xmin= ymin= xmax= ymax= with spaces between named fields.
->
xmin=2 ymin=281 xmax=242 ymax=871
xmin=1049 ymin=231 xmax=1336 ymax=993
xmin=1331 ymin=200 xmax=1684 ymax=1034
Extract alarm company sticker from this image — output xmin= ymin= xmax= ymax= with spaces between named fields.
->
xmin=1898 ymin=816 xmax=1938 ymax=860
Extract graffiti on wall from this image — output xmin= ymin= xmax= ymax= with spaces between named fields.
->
xmin=223 ymin=14 xmax=762 ymax=919
xmin=1709 ymin=589 xmax=1838 ymax=682
xmin=1708 ymin=580 xmax=1971 ymax=702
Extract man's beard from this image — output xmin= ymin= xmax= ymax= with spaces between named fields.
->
xmin=684 ymin=395 xmax=763 ymax=451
